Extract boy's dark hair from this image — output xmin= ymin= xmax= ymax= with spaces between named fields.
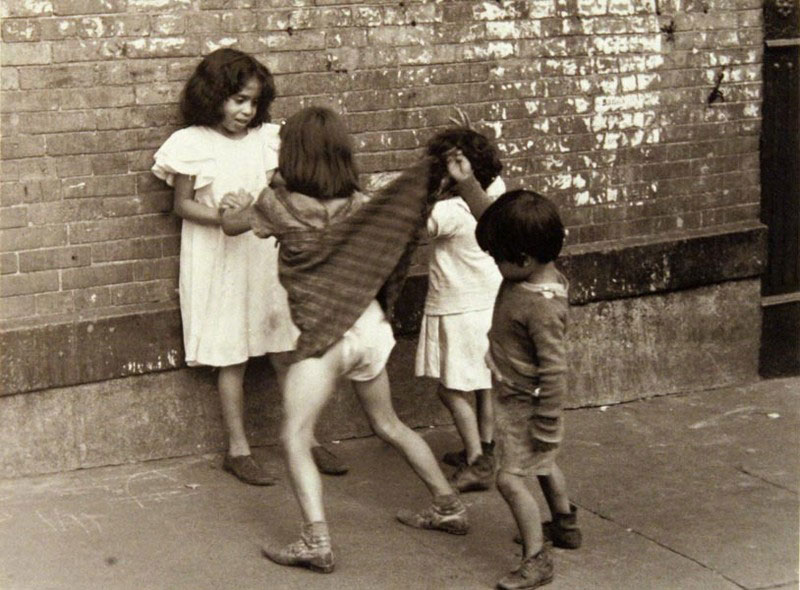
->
xmin=279 ymin=106 xmax=360 ymax=200
xmin=475 ymin=189 xmax=565 ymax=265
xmin=426 ymin=127 xmax=503 ymax=195
xmin=180 ymin=48 xmax=275 ymax=129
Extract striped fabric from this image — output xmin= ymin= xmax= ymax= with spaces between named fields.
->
xmin=271 ymin=157 xmax=435 ymax=361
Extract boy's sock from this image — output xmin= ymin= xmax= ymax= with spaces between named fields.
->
xmin=396 ymin=494 xmax=469 ymax=535
xmin=449 ymin=453 xmax=495 ymax=492
xmin=512 ymin=504 xmax=582 ymax=549
xmin=262 ymin=521 xmax=335 ymax=573
xmin=481 ymin=440 xmax=495 ymax=456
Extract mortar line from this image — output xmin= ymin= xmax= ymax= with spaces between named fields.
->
xmin=578 ymin=504 xmax=748 ymax=590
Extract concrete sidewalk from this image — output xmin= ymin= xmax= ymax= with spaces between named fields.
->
xmin=1 ymin=377 xmax=797 ymax=590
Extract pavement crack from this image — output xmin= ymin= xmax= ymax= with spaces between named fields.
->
xmin=733 ymin=465 xmax=797 ymax=494
xmin=751 ymin=581 xmax=800 ymax=590
xmin=579 ymin=504 xmax=749 ymax=590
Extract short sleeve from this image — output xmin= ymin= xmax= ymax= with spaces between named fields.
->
xmin=427 ymin=198 xmax=473 ymax=238
xmin=151 ymin=127 xmax=217 ymax=190
xmin=256 ymin=123 xmax=281 ymax=173
xmin=486 ymin=175 xmax=506 ymax=198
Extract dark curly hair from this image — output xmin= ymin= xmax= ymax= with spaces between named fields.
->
xmin=475 ymin=189 xmax=565 ymax=265
xmin=426 ymin=127 xmax=503 ymax=196
xmin=180 ymin=48 xmax=276 ymax=129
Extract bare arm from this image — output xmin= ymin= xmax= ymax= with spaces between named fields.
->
xmin=172 ymin=174 xmax=223 ymax=226
xmin=221 ymin=205 xmax=254 ymax=236
xmin=446 ymin=150 xmax=493 ymax=219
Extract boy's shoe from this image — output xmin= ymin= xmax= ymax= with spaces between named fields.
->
xmin=262 ymin=522 xmax=334 ymax=574
xmin=396 ymin=494 xmax=469 ymax=535
xmin=513 ymin=504 xmax=582 ymax=549
xmin=442 ymin=440 xmax=495 ymax=468
xmin=222 ymin=454 xmax=277 ymax=486
xmin=497 ymin=542 xmax=554 ymax=590
xmin=311 ymin=445 xmax=349 ymax=476
xmin=449 ymin=453 xmax=495 ymax=493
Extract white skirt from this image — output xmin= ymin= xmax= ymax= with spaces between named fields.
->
xmin=415 ymin=308 xmax=493 ymax=391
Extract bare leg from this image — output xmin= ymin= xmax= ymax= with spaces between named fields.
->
xmin=437 ymin=385 xmax=482 ymax=463
xmin=281 ymin=347 xmax=341 ymax=524
xmin=497 ymin=471 xmax=543 ymax=558
xmin=270 ymin=353 xmax=324 ymax=449
xmin=538 ymin=463 xmax=571 ymax=516
xmin=355 ymin=369 xmax=453 ymax=497
xmin=218 ymin=363 xmax=249 ymax=457
xmin=475 ymin=388 xmax=495 ymax=444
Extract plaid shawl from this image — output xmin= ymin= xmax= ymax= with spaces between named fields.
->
xmin=268 ymin=157 xmax=435 ymax=361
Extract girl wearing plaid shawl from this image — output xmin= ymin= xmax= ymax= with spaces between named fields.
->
xmin=223 ymin=107 xmax=488 ymax=573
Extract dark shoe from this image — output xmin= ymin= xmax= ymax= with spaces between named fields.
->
xmin=262 ymin=522 xmax=334 ymax=574
xmin=222 ymin=454 xmax=277 ymax=486
xmin=497 ymin=543 xmax=554 ymax=589
xmin=513 ymin=504 xmax=582 ymax=549
xmin=442 ymin=440 xmax=494 ymax=468
xmin=545 ymin=504 xmax=582 ymax=549
xmin=449 ymin=453 xmax=494 ymax=493
xmin=311 ymin=445 xmax=349 ymax=475
xmin=442 ymin=448 xmax=467 ymax=467
xmin=397 ymin=494 xmax=469 ymax=535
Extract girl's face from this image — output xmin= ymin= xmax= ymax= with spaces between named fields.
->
xmin=217 ymin=77 xmax=261 ymax=138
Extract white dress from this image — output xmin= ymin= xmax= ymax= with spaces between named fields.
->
xmin=415 ymin=176 xmax=505 ymax=391
xmin=152 ymin=124 xmax=299 ymax=367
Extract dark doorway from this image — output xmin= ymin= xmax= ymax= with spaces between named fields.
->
xmin=760 ymin=0 xmax=800 ymax=376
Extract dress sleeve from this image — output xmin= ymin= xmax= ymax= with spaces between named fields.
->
xmin=427 ymin=198 xmax=472 ymax=239
xmin=151 ymin=127 xmax=216 ymax=190
xmin=486 ymin=175 xmax=506 ymax=198
xmin=257 ymin=123 xmax=281 ymax=173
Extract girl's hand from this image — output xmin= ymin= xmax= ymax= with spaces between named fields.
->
xmin=445 ymin=149 xmax=474 ymax=183
xmin=220 ymin=189 xmax=254 ymax=211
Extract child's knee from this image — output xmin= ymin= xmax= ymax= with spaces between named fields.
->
xmin=371 ymin=415 xmax=405 ymax=442
xmin=496 ymin=470 xmax=524 ymax=496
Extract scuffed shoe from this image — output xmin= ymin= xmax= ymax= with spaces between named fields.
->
xmin=449 ymin=453 xmax=494 ymax=493
xmin=513 ymin=504 xmax=582 ymax=549
xmin=222 ymin=454 xmax=277 ymax=486
xmin=262 ymin=522 xmax=334 ymax=574
xmin=396 ymin=494 xmax=469 ymax=535
xmin=497 ymin=542 xmax=554 ymax=589
xmin=442 ymin=440 xmax=495 ymax=468
xmin=442 ymin=448 xmax=467 ymax=467
xmin=311 ymin=445 xmax=349 ymax=476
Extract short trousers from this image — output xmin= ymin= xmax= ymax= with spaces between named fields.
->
xmin=340 ymin=300 xmax=396 ymax=382
xmin=415 ymin=308 xmax=493 ymax=391
xmin=493 ymin=381 xmax=561 ymax=477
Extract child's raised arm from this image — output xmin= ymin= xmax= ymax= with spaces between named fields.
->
xmin=446 ymin=150 xmax=493 ymax=219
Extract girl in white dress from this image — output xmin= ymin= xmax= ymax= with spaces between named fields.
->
xmin=418 ymin=127 xmax=505 ymax=492
xmin=153 ymin=48 xmax=334 ymax=485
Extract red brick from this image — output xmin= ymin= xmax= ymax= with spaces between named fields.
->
xmin=0 ymin=89 xmax=60 ymax=113
xmin=222 ymin=10 xmax=259 ymax=32
xmin=132 ymin=258 xmax=178 ymax=281
xmin=1 ymin=225 xmax=67 ymax=252
xmin=73 ymin=285 xmax=111 ymax=310
xmin=19 ymin=245 xmax=91 ymax=272
xmin=62 ymin=175 xmax=135 ymax=199
xmin=1 ymin=135 xmax=45 ymax=159
xmin=184 ymin=12 xmax=222 ymax=33
xmin=60 ymin=86 xmax=135 ymax=109
xmin=127 ymin=0 xmax=191 ymax=11
xmin=35 ymin=290 xmax=75 ymax=316
xmin=52 ymin=0 xmax=125 ymax=15
xmin=60 ymin=262 xmax=134 ymax=289
xmin=133 ymin=82 xmax=183 ymax=106
xmin=18 ymin=64 xmax=95 ymax=89
xmin=2 ymin=19 xmax=41 ymax=42
xmin=0 ymin=206 xmax=28 ymax=229
xmin=2 ymin=0 xmax=54 ymax=18
xmin=0 ymin=269 xmax=59 ymax=296
xmin=151 ymin=14 xmax=185 ymax=36
xmin=18 ymin=111 xmax=96 ymax=133
xmin=0 ymin=42 xmax=51 ymax=66
xmin=0 ymin=294 xmax=36 ymax=319
xmin=91 ymin=238 xmax=162 ymax=263
xmin=0 ymin=252 xmax=18 ymax=274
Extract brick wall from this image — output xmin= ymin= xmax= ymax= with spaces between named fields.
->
xmin=1 ymin=0 xmax=762 ymax=327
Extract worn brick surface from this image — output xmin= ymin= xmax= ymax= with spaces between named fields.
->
xmin=0 ymin=1 xmax=763 ymax=366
